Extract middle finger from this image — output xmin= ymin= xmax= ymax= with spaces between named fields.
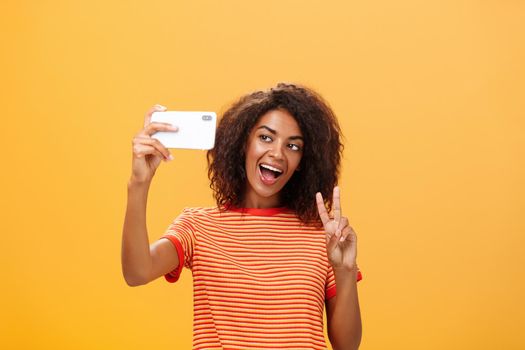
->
xmin=333 ymin=186 xmax=342 ymax=226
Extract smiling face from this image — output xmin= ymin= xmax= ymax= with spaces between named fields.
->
xmin=243 ymin=109 xmax=304 ymax=208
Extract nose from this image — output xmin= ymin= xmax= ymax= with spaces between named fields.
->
xmin=268 ymin=141 xmax=284 ymax=160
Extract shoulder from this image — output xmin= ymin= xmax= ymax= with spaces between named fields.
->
xmin=177 ymin=206 xmax=220 ymax=218
xmin=176 ymin=206 xmax=225 ymax=223
xmin=180 ymin=206 xmax=219 ymax=215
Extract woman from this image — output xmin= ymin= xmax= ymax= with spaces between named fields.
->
xmin=122 ymin=83 xmax=362 ymax=349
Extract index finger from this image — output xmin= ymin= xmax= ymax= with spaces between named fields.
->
xmin=333 ymin=186 xmax=341 ymax=225
xmin=316 ymin=192 xmax=330 ymax=226
xmin=144 ymin=104 xmax=167 ymax=128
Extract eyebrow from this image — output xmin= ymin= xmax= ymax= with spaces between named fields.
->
xmin=257 ymin=125 xmax=304 ymax=141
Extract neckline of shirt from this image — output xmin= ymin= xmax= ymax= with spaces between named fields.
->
xmin=227 ymin=206 xmax=290 ymax=216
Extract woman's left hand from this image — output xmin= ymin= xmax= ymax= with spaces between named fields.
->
xmin=316 ymin=187 xmax=357 ymax=271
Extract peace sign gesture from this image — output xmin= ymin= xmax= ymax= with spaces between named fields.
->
xmin=316 ymin=187 xmax=358 ymax=271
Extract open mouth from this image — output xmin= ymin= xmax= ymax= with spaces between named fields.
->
xmin=259 ymin=163 xmax=283 ymax=183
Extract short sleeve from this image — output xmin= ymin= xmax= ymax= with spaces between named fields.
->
xmin=160 ymin=208 xmax=197 ymax=283
xmin=325 ymin=265 xmax=363 ymax=300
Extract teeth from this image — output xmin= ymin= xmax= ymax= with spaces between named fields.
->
xmin=260 ymin=164 xmax=283 ymax=173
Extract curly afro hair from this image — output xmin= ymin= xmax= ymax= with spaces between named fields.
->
xmin=207 ymin=83 xmax=343 ymax=226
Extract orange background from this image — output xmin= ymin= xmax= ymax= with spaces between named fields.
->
xmin=1 ymin=1 xmax=524 ymax=349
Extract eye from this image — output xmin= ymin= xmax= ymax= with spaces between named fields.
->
xmin=288 ymin=143 xmax=302 ymax=152
xmin=259 ymin=134 xmax=272 ymax=142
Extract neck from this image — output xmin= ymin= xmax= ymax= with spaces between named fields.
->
xmin=242 ymin=192 xmax=281 ymax=209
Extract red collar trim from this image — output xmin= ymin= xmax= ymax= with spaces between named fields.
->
xmin=227 ymin=206 xmax=289 ymax=216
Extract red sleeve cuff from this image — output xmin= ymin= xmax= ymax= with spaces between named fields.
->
xmin=161 ymin=235 xmax=185 ymax=283
xmin=326 ymin=285 xmax=337 ymax=300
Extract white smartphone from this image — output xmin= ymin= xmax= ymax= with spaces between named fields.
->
xmin=150 ymin=111 xmax=217 ymax=150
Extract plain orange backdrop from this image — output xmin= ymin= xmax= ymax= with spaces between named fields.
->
xmin=1 ymin=1 xmax=524 ymax=349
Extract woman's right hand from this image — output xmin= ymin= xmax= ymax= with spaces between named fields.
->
xmin=130 ymin=104 xmax=178 ymax=184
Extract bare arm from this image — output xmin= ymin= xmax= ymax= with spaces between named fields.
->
xmin=326 ymin=268 xmax=362 ymax=350
xmin=121 ymin=180 xmax=179 ymax=286
xmin=121 ymin=104 xmax=180 ymax=287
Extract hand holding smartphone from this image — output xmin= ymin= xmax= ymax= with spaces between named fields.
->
xmin=150 ymin=111 xmax=217 ymax=150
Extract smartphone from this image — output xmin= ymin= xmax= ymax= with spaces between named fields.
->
xmin=150 ymin=111 xmax=217 ymax=150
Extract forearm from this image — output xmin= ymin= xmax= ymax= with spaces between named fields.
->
xmin=329 ymin=268 xmax=362 ymax=350
xmin=121 ymin=179 xmax=153 ymax=286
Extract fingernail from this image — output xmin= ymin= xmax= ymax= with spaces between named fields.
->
xmin=167 ymin=154 xmax=174 ymax=161
xmin=156 ymin=104 xmax=167 ymax=110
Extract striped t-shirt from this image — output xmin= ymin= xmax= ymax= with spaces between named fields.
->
xmin=161 ymin=206 xmax=362 ymax=350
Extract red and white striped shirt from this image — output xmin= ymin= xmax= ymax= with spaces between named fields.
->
xmin=161 ymin=206 xmax=361 ymax=349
